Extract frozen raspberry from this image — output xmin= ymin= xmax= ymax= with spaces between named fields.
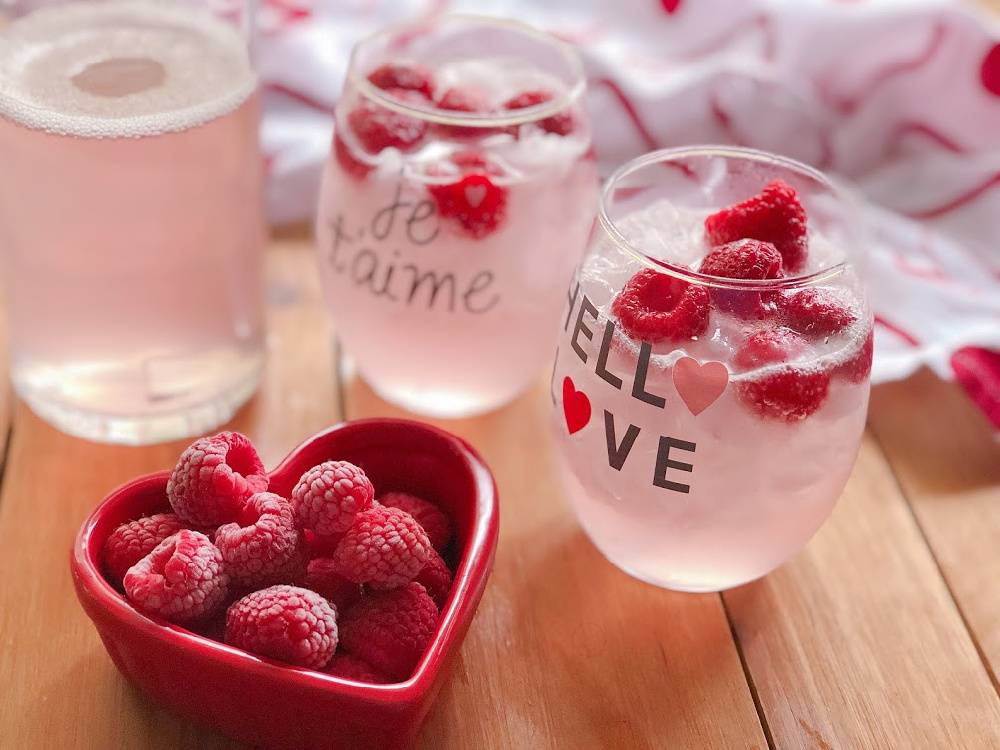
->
xmin=735 ymin=329 xmax=830 ymax=421
xmin=835 ymin=326 xmax=874 ymax=384
xmin=303 ymin=557 xmax=364 ymax=611
xmin=324 ymin=653 xmax=392 ymax=684
xmin=339 ymin=582 xmax=439 ymax=682
xmin=428 ymin=151 xmax=508 ymax=239
xmin=166 ymin=431 xmax=268 ymax=526
xmin=434 ymin=86 xmax=497 ymax=139
xmin=378 ymin=491 xmax=452 ymax=552
xmin=347 ymin=88 xmax=428 ymax=155
xmin=104 ymin=513 xmax=184 ymax=584
xmin=733 ymin=327 xmax=810 ymax=371
xmin=435 ymin=86 xmax=493 ymax=115
xmin=699 ymin=238 xmax=784 ymax=319
xmin=611 ymin=267 xmax=711 ymax=343
xmin=414 ymin=547 xmax=453 ymax=610
xmin=123 ymin=530 xmax=229 ymax=625
xmin=332 ymin=505 xmax=431 ymax=589
xmin=704 ymin=180 xmax=809 ymax=273
xmin=779 ymin=287 xmax=857 ymax=338
xmin=292 ymin=460 xmax=374 ymax=537
xmin=699 ymin=238 xmax=784 ymax=281
xmin=503 ymin=89 xmax=574 ymax=135
xmin=333 ymin=131 xmax=372 ymax=181
xmin=225 ymin=585 xmax=338 ymax=670
xmin=214 ymin=492 xmax=307 ymax=590
xmin=367 ymin=62 xmax=435 ymax=99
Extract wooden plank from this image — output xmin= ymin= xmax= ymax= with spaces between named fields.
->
xmin=723 ymin=426 xmax=1000 ymax=749
xmin=0 ymin=239 xmax=340 ymax=749
xmin=868 ymin=369 xmax=1000 ymax=689
xmin=342 ymin=374 xmax=768 ymax=749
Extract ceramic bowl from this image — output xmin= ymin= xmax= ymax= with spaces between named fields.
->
xmin=71 ymin=418 xmax=499 ymax=750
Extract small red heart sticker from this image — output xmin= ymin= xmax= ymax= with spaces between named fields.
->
xmin=661 ymin=0 xmax=682 ymax=14
xmin=563 ymin=376 xmax=592 ymax=434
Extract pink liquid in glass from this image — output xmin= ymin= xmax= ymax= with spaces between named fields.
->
xmin=0 ymin=2 xmax=265 ymax=443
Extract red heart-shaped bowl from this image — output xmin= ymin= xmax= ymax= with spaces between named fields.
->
xmin=70 ymin=418 xmax=499 ymax=750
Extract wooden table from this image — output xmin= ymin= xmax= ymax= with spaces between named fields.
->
xmin=1 ymin=228 xmax=999 ymax=749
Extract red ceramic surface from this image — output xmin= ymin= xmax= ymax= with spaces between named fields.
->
xmin=71 ymin=419 xmax=499 ymax=750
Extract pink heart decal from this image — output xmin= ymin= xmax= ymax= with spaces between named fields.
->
xmin=563 ymin=376 xmax=592 ymax=434
xmin=661 ymin=0 xmax=682 ymax=14
xmin=673 ymin=358 xmax=728 ymax=416
xmin=464 ymin=183 xmax=487 ymax=208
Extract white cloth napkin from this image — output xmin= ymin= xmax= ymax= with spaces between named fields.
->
xmin=256 ymin=0 xmax=1000 ymax=427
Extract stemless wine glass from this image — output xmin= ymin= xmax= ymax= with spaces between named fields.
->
xmin=315 ymin=15 xmax=596 ymax=418
xmin=551 ymin=146 xmax=873 ymax=593
xmin=0 ymin=0 xmax=266 ymax=444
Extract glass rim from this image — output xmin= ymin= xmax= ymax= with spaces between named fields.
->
xmin=345 ymin=13 xmax=587 ymax=129
xmin=598 ymin=145 xmax=856 ymax=292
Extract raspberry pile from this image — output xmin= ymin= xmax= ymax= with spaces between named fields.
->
xmin=611 ymin=180 xmax=872 ymax=422
xmin=335 ymin=62 xmax=581 ymax=239
xmin=104 ymin=431 xmax=456 ymax=683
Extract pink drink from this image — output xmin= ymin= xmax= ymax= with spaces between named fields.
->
xmin=316 ymin=18 xmax=596 ymax=418
xmin=0 ymin=2 xmax=265 ymax=444
xmin=551 ymin=149 xmax=872 ymax=592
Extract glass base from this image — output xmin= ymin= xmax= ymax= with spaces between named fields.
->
xmin=365 ymin=378 xmax=524 ymax=419
xmin=15 ymin=364 xmax=263 ymax=446
xmin=609 ymin=556 xmax=768 ymax=594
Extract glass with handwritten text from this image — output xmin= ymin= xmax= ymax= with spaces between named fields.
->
xmin=0 ymin=0 xmax=265 ymax=444
xmin=316 ymin=15 xmax=596 ymax=417
xmin=551 ymin=147 xmax=872 ymax=592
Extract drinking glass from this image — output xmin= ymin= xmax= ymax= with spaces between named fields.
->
xmin=316 ymin=15 xmax=596 ymax=418
xmin=551 ymin=146 xmax=872 ymax=592
xmin=0 ymin=0 xmax=266 ymax=444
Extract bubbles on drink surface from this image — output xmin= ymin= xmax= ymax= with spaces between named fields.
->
xmin=0 ymin=1 xmax=256 ymax=137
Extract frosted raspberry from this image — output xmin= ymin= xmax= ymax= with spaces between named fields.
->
xmin=699 ymin=238 xmax=784 ymax=281
xmin=835 ymin=326 xmax=874 ymax=384
xmin=414 ymin=547 xmax=453 ymax=610
xmin=434 ymin=86 xmax=499 ymax=139
xmin=503 ymin=89 xmax=574 ymax=135
xmin=123 ymin=530 xmax=229 ymax=625
xmin=705 ymin=180 xmax=809 ymax=273
xmin=332 ymin=505 xmax=431 ymax=589
xmin=611 ymin=267 xmax=711 ymax=343
xmin=339 ymin=582 xmax=439 ymax=682
xmin=292 ymin=461 xmax=374 ymax=536
xmin=735 ymin=329 xmax=830 ymax=421
xmin=734 ymin=327 xmax=810 ymax=371
xmin=698 ymin=238 xmax=784 ymax=319
xmin=347 ymin=88 xmax=428 ymax=155
xmin=104 ymin=513 xmax=184 ymax=584
xmin=779 ymin=287 xmax=857 ymax=338
xmin=427 ymin=151 xmax=508 ymax=239
xmin=214 ymin=492 xmax=307 ymax=590
xmin=303 ymin=557 xmax=364 ymax=611
xmin=166 ymin=432 xmax=268 ymax=526
xmin=367 ymin=62 xmax=435 ymax=99
xmin=323 ymin=653 xmax=392 ymax=684
xmin=225 ymin=585 xmax=338 ymax=670
xmin=379 ymin=491 xmax=452 ymax=552
xmin=333 ymin=131 xmax=372 ymax=181
xmin=737 ymin=368 xmax=831 ymax=422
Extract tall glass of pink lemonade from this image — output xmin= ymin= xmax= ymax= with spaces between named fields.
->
xmin=551 ymin=147 xmax=872 ymax=592
xmin=316 ymin=15 xmax=597 ymax=418
xmin=0 ymin=0 xmax=266 ymax=444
